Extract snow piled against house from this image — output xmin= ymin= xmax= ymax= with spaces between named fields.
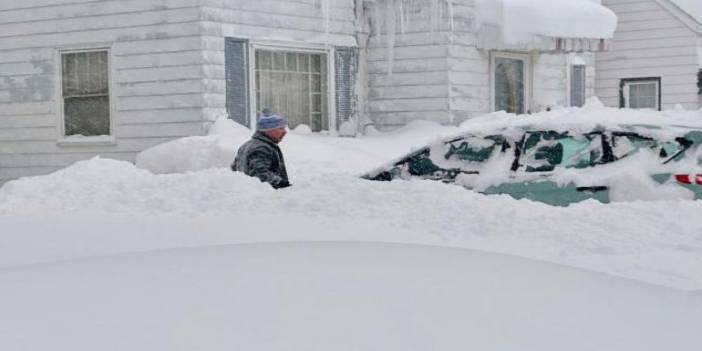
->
xmin=475 ymin=0 xmax=618 ymax=43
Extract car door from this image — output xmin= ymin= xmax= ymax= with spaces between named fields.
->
xmin=483 ymin=131 xmax=611 ymax=206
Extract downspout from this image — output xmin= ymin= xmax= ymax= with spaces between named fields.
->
xmin=355 ymin=0 xmax=372 ymax=135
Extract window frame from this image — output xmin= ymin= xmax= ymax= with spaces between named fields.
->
xmin=55 ymin=46 xmax=115 ymax=146
xmin=248 ymin=41 xmax=337 ymax=131
xmin=490 ymin=51 xmax=532 ymax=115
xmin=619 ymin=77 xmax=661 ymax=111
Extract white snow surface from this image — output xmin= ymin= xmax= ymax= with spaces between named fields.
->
xmin=1 ymin=103 xmax=702 ymax=293
xmin=2 ymin=104 xmax=702 ymax=349
xmin=475 ymin=0 xmax=618 ymax=43
xmin=1 ymin=242 xmax=701 ymax=351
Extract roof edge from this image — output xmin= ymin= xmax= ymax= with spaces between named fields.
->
xmin=654 ymin=0 xmax=702 ymax=34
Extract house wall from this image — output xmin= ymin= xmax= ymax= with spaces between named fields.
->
xmin=364 ymin=0 xmax=454 ymax=130
xmin=0 ymin=0 xmax=207 ymax=184
xmin=532 ymin=53 xmax=597 ymax=111
xmin=199 ymin=0 xmax=358 ymax=125
xmin=597 ymin=0 xmax=701 ymax=110
xmin=447 ymin=2 xmax=489 ymax=125
xmin=367 ymin=0 xmax=599 ymax=130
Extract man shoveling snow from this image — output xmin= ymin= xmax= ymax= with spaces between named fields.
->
xmin=232 ymin=109 xmax=291 ymax=189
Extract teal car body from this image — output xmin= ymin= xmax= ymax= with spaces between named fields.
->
xmin=364 ymin=126 xmax=702 ymax=206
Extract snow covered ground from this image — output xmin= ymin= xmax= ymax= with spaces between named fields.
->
xmin=1 ymin=104 xmax=702 ymax=349
xmin=1 ymin=103 xmax=702 ymax=291
xmin=2 ymin=242 xmax=701 ymax=351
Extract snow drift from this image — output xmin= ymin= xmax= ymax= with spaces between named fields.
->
xmin=1 ymin=242 xmax=700 ymax=351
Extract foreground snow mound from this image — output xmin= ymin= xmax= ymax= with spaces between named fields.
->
xmin=1 ymin=156 xmax=702 ymax=290
xmin=0 ymin=243 xmax=700 ymax=351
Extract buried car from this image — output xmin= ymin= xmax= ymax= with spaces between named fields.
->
xmin=364 ymin=118 xmax=702 ymax=206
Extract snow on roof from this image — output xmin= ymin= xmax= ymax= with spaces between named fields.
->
xmin=670 ymin=0 xmax=702 ymax=24
xmin=476 ymin=0 xmax=618 ymax=46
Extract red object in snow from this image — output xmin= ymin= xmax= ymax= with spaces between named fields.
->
xmin=675 ymin=174 xmax=702 ymax=185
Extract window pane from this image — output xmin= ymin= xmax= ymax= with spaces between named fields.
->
xmin=286 ymin=53 xmax=298 ymax=72
xmin=61 ymin=50 xmax=110 ymax=137
xmin=256 ymin=50 xmax=272 ymax=70
xmin=298 ymin=54 xmax=310 ymax=72
xmin=254 ymin=50 xmax=327 ymax=131
xmin=570 ymin=65 xmax=586 ymax=107
xmin=62 ymin=51 xmax=108 ymax=96
xmin=627 ymin=82 xmax=657 ymax=109
xmin=310 ymin=55 xmax=321 ymax=73
xmin=444 ymin=136 xmax=506 ymax=165
xmin=494 ymin=57 xmax=525 ymax=114
xmin=272 ymin=52 xmax=285 ymax=71
xmin=64 ymin=96 xmax=110 ymax=136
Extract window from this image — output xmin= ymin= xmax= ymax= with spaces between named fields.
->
xmin=255 ymin=49 xmax=328 ymax=131
xmin=620 ymin=78 xmax=660 ymax=110
xmin=492 ymin=53 xmax=529 ymax=114
xmin=60 ymin=50 xmax=111 ymax=137
xmin=518 ymin=131 xmax=606 ymax=172
xmin=570 ymin=65 xmax=586 ymax=107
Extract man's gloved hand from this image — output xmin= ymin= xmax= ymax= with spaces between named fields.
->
xmin=276 ymin=181 xmax=292 ymax=189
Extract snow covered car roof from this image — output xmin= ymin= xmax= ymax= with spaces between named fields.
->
xmin=366 ymin=104 xmax=702 ymax=175
xmin=1 ymin=242 xmax=701 ymax=351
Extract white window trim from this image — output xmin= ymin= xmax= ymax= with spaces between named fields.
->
xmin=247 ymin=41 xmax=337 ymax=131
xmin=55 ymin=46 xmax=116 ymax=146
xmin=622 ymin=79 xmax=660 ymax=110
xmin=490 ymin=51 xmax=532 ymax=114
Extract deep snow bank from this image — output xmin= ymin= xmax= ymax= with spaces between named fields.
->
xmin=1 ymin=157 xmax=702 ymax=290
xmin=1 ymin=242 xmax=700 ymax=351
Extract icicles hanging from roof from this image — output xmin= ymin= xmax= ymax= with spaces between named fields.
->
xmin=366 ymin=0 xmax=455 ymax=75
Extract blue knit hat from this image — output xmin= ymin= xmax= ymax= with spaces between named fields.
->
xmin=257 ymin=113 xmax=287 ymax=131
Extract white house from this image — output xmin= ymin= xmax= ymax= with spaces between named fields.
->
xmin=597 ymin=0 xmax=702 ymax=110
xmin=0 ymin=0 xmax=616 ymax=183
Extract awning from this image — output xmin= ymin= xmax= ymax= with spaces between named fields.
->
xmin=475 ymin=0 xmax=618 ymax=52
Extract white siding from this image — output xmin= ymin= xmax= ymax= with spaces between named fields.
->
xmin=366 ymin=0 xmax=454 ymax=130
xmin=597 ymin=0 xmax=701 ymax=110
xmin=448 ymin=3 xmax=490 ymax=125
xmin=199 ymin=0 xmax=357 ymax=124
xmin=0 ymin=0 xmax=207 ymax=183
xmin=532 ymin=53 xmax=596 ymax=111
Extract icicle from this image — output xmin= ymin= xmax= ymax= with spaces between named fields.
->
xmin=447 ymin=0 xmax=454 ymax=32
xmin=385 ymin=0 xmax=397 ymax=75
xmin=399 ymin=0 xmax=405 ymax=40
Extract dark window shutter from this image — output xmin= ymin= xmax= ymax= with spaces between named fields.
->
xmin=335 ymin=47 xmax=357 ymax=127
xmin=570 ymin=65 xmax=586 ymax=107
xmin=225 ymin=38 xmax=249 ymax=126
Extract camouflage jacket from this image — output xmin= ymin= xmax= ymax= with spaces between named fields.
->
xmin=232 ymin=132 xmax=290 ymax=189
